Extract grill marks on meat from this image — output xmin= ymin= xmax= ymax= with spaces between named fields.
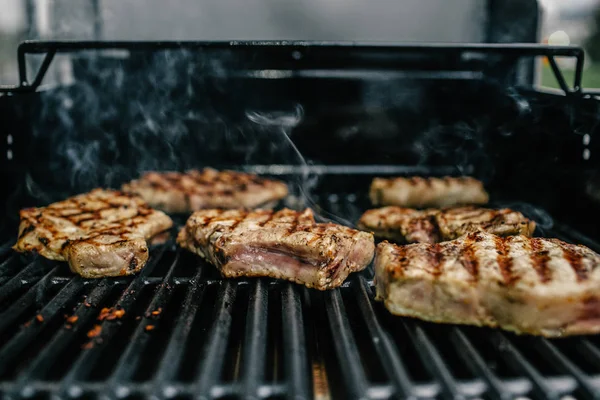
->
xmin=562 ymin=242 xmax=587 ymax=281
xmin=13 ymin=189 xmax=173 ymax=278
xmin=374 ymin=232 xmax=600 ymax=337
xmin=494 ymin=235 xmax=516 ymax=285
xmin=530 ymin=238 xmax=552 ymax=283
xmin=370 ymin=176 xmax=489 ymax=208
xmin=358 ymin=206 xmax=535 ymax=244
xmin=461 ymin=237 xmax=479 ymax=280
xmin=122 ymin=168 xmax=288 ymax=213
xmin=177 ymin=208 xmax=375 ymax=290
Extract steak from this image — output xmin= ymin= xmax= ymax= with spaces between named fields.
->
xmin=358 ymin=206 xmax=536 ymax=244
xmin=370 ymin=176 xmax=489 ymax=208
xmin=13 ymin=189 xmax=173 ymax=278
xmin=122 ymin=168 xmax=289 ymax=213
xmin=177 ymin=208 xmax=375 ymax=290
xmin=374 ymin=231 xmax=600 ymax=337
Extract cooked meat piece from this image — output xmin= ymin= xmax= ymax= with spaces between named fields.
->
xmin=359 ymin=207 xmax=440 ymax=244
xmin=369 ymin=176 xmax=489 ymax=208
xmin=122 ymin=168 xmax=288 ymax=213
xmin=13 ymin=189 xmax=173 ymax=278
xmin=177 ymin=208 xmax=374 ymax=290
xmin=358 ymin=206 xmax=536 ymax=244
xmin=374 ymin=232 xmax=600 ymax=337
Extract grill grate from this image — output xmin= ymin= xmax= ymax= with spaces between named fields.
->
xmin=1 ymin=194 xmax=600 ymax=400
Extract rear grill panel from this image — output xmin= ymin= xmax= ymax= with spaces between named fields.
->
xmin=1 ymin=194 xmax=600 ymax=399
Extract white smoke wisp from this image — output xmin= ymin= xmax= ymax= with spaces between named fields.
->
xmin=245 ymin=105 xmax=356 ymax=227
xmin=23 ymin=48 xmax=225 ymax=203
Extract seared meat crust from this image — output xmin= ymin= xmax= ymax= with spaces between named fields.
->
xmin=177 ymin=208 xmax=374 ymax=290
xmin=13 ymin=189 xmax=173 ymax=278
xmin=370 ymin=176 xmax=489 ymax=208
xmin=122 ymin=168 xmax=288 ymax=213
xmin=374 ymin=232 xmax=600 ymax=337
xmin=358 ymin=206 xmax=536 ymax=243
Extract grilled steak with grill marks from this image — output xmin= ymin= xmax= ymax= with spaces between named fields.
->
xmin=374 ymin=232 xmax=600 ymax=337
xmin=122 ymin=168 xmax=289 ymax=213
xmin=13 ymin=189 xmax=173 ymax=278
xmin=358 ymin=206 xmax=536 ymax=244
xmin=177 ymin=208 xmax=375 ymax=290
xmin=370 ymin=176 xmax=489 ymax=208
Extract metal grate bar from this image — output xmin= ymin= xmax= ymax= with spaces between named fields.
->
xmin=241 ymin=279 xmax=269 ymax=397
xmin=0 ymin=381 xmax=288 ymax=397
xmin=194 ymin=281 xmax=237 ymax=398
xmin=450 ymin=328 xmax=509 ymax=400
xmin=578 ymin=340 xmax=600 ymax=369
xmin=0 ymin=254 xmax=21 ymax=278
xmin=0 ymin=240 xmax=15 ymax=260
xmin=151 ymin=266 xmax=205 ymax=399
xmin=324 ymin=289 xmax=369 ymax=399
xmin=48 ymin=275 xmax=225 ymax=287
xmin=6 ymin=279 xmax=113 ymax=399
xmin=353 ymin=275 xmax=415 ymax=400
xmin=535 ymin=339 xmax=598 ymax=400
xmin=0 ymin=259 xmax=40 ymax=287
xmin=491 ymin=332 xmax=561 ymax=400
xmin=0 ymin=271 xmax=81 ymax=336
xmin=281 ymin=283 xmax=311 ymax=399
xmin=54 ymin=242 xmax=170 ymax=397
xmin=0 ymin=260 xmax=57 ymax=301
xmin=100 ymin=249 xmax=181 ymax=399
xmin=0 ymin=276 xmax=85 ymax=375
xmin=402 ymin=320 xmax=464 ymax=400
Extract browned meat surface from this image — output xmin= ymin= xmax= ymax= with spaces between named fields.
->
xmin=13 ymin=189 xmax=173 ymax=278
xmin=370 ymin=176 xmax=489 ymax=208
xmin=374 ymin=232 xmax=600 ymax=337
xmin=177 ymin=208 xmax=374 ymax=290
xmin=122 ymin=168 xmax=289 ymax=213
xmin=358 ymin=206 xmax=536 ymax=244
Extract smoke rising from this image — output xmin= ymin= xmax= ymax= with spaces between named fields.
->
xmin=12 ymin=45 xmax=553 ymax=234
xmin=22 ymin=48 xmax=356 ymax=225
xmin=26 ymin=48 xmax=239 ymax=198
xmin=412 ymin=120 xmax=494 ymax=181
xmin=245 ymin=105 xmax=357 ymax=227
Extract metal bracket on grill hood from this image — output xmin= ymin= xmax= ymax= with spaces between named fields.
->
xmin=0 ymin=40 xmax=587 ymax=96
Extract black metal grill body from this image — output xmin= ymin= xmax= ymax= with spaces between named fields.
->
xmin=0 ymin=41 xmax=600 ymax=399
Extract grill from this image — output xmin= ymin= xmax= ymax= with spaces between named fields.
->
xmin=1 ymin=192 xmax=600 ymax=400
xmin=1 ymin=39 xmax=600 ymax=400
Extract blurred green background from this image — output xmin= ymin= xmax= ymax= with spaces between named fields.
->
xmin=541 ymin=63 xmax=600 ymax=90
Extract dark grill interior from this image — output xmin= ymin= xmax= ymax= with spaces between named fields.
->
xmin=1 ymin=41 xmax=600 ymax=399
xmin=1 ymin=190 xmax=600 ymax=399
